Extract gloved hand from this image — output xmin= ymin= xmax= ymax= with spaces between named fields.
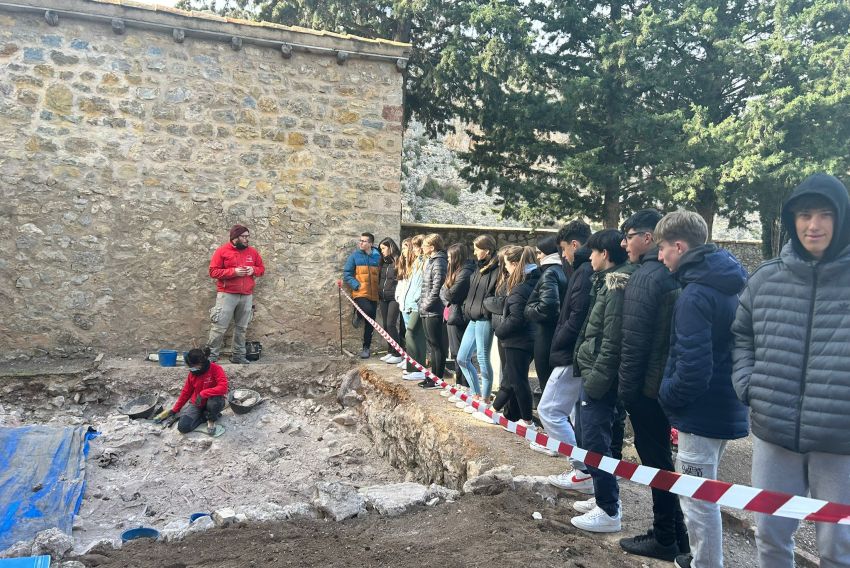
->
xmin=193 ymin=394 xmax=206 ymax=407
xmin=153 ymin=409 xmax=174 ymax=424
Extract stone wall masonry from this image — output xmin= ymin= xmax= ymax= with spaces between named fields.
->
xmin=0 ymin=2 xmax=407 ymax=359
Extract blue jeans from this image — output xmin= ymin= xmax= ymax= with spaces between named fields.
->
xmin=456 ymin=320 xmax=494 ymax=398
xmin=579 ymin=385 xmax=619 ymax=517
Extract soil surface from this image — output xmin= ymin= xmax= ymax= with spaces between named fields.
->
xmin=73 ymin=490 xmax=759 ymax=568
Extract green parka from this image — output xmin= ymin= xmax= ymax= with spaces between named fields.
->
xmin=574 ymin=262 xmax=636 ymax=399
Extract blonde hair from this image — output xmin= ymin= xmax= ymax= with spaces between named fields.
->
xmin=423 ymin=233 xmax=444 ymax=251
xmin=397 ymin=238 xmax=412 ymax=279
xmin=655 ymin=211 xmax=708 ymax=248
xmin=503 ymin=245 xmax=537 ymax=293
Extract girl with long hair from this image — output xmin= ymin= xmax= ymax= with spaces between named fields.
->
xmin=417 ymin=233 xmax=448 ymax=388
xmin=491 ymin=245 xmax=540 ymax=428
xmin=455 ymin=235 xmax=500 ymax=412
xmin=402 ymin=235 xmax=428 ymax=380
xmin=377 ymin=237 xmax=404 ymax=365
xmin=440 ymin=243 xmax=475 ymax=394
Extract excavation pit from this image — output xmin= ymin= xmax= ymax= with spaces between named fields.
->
xmin=0 ymin=356 xmax=763 ymax=567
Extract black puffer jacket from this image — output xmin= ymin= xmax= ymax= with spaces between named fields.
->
xmin=525 ymin=258 xmax=568 ymax=324
xmin=440 ymin=259 xmax=475 ymax=326
xmin=618 ymin=247 xmax=681 ymax=404
xmin=483 ymin=287 xmax=507 ymax=331
xmin=549 ymin=247 xmax=593 ymax=369
xmin=463 ymin=256 xmax=500 ymax=321
xmin=378 ymin=257 xmax=399 ymax=302
xmin=419 ymin=250 xmax=448 ymax=316
xmin=494 ymin=267 xmax=540 ymax=351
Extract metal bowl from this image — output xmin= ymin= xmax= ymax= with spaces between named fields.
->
xmin=228 ymin=388 xmax=262 ymax=415
xmin=118 ymin=393 xmax=160 ymax=419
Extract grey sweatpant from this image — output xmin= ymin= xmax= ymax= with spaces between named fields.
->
xmin=677 ymin=432 xmax=727 ymax=568
xmin=752 ymin=436 xmax=850 ymax=568
xmin=207 ymin=292 xmax=253 ymax=360
xmin=537 ymin=366 xmax=586 ymax=472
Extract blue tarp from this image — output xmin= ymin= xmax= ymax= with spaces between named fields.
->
xmin=0 ymin=556 xmax=50 ymax=567
xmin=0 ymin=426 xmax=95 ymax=551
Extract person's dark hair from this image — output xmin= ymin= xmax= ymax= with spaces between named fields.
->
xmin=537 ymin=235 xmax=559 ymax=256
xmin=378 ymin=237 xmax=400 ymax=262
xmin=557 ymin=220 xmax=592 ymax=245
xmin=587 ymin=229 xmax=628 ymax=265
xmin=444 ymin=243 xmax=469 ymax=289
xmin=361 ymin=232 xmax=375 ymax=244
xmin=186 ymin=348 xmax=209 ymax=367
xmin=621 ymin=209 xmax=663 ymax=234
xmin=472 ymin=234 xmax=497 ymax=258
xmin=788 ymin=194 xmax=835 ymax=215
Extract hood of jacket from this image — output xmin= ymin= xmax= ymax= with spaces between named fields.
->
xmin=540 ymin=252 xmax=562 ymax=267
xmin=781 ymin=173 xmax=850 ymax=263
xmin=677 ymin=244 xmax=746 ymax=296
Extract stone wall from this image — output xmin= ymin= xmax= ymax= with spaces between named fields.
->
xmin=403 ymin=223 xmax=765 ymax=274
xmin=401 ymin=222 xmax=557 ymax=250
xmin=0 ymin=0 xmax=408 ymax=359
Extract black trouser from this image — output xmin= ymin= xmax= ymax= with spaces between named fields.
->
xmin=447 ymin=322 xmax=468 ymax=385
xmin=379 ymin=299 xmax=402 ymax=356
xmin=177 ymin=396 xmax=226 ymax=434
xmin=612 ymin=399 xmax=626 ymax=460
xmin=492 ymin=347 xmax=534 ymax=422
xmin=533 ymin=323 xmax=556 ymax=392
xmin=580 ymin=386 xmax=620 ymax=516
xmin=354 ymin=297 xmax=377 ymax=349
xmin=626 ymin=393 xmax=687 ymax=547
xmin=421 ymin=314 xmax=447 ymax=378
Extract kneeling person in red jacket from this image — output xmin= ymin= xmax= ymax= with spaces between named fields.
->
xmin=155 ymin=348 xmax=229 ymax=434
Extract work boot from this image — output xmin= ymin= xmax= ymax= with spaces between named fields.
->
xmin=619 ymin=530 xmax=679 ymax=561
xmin=359 ymin=347 xmax=371 ymax=359
xmin=229 ymin=357 xmax=251 ymax=365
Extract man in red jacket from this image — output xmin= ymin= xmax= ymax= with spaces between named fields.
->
xmin=154 ymin=348 xmax=229 ymax=434
xmin=206 ymin=224 xmax=265 ymax=364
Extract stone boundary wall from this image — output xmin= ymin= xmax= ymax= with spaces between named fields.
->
xmin=0 ymin=0 xmax=408 ymax=359
xmin=403 ymin=223 xmax=764 ymax=274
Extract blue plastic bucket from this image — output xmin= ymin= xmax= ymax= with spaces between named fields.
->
xmin=158 ymin=349 xmax=178 ymax=367
xmin=189 ymin=512 xmax=210 ymax=523
xmin=121 ymin=527 xmax=160 ymax=542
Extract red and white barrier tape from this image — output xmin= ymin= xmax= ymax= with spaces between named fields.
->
xmin=338 ymin=284 xmax=850 ymax=525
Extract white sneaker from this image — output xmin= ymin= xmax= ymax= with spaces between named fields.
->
xmin=386 ymin=355 xmax=403 ymax=364
xmin=439 ymin=387 xmax=452 ymax=397
xmin=456 ymin=400 xmax=468 ymax=409
xmin=570 ymin=505 xmax=621 ymax=533
xmin=396 ymin=360 xmax=406 ymax=369
xmin=379 ymin=354 xmax=390 ymax=362
xmin=548 ymin=470 xmax=595 ymax=494
xmin=448 ymin=394 xmax=460 ymax=403
xmin=572 ymin=497 xmax=596 ymax=513
xmin=529 ymin=441 xmax=559 ymax=457
xmin=463 ymin=404 xmax=476 ymax=414
xmin=403 ymin=372 xmax=425 ymax=381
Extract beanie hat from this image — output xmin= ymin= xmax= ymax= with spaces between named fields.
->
xmin=230 ymin=224 xmax=249 ymax=241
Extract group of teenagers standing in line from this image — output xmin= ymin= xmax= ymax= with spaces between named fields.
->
xmin=342 ymin=172 xmax=850 ymax=568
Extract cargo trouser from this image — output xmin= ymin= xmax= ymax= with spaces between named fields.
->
xmin=207 ymin=292 xmax=253 ymax=361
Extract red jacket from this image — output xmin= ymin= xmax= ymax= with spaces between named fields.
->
xmin=172 ymin=363 xmax=229 ymax=413
xmin=209 ymin=243 xmax=265 ymax=295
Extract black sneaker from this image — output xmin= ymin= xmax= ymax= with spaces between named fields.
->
xmin=619 ymin=531 xmax=678 ymax=561
xmin=359 ymin=347 xmax=371 ymax=359
xmin=418 ymin=378 xmax=440 ymax=389
xmin=674 ymin=554 xmax=693 ymax=568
